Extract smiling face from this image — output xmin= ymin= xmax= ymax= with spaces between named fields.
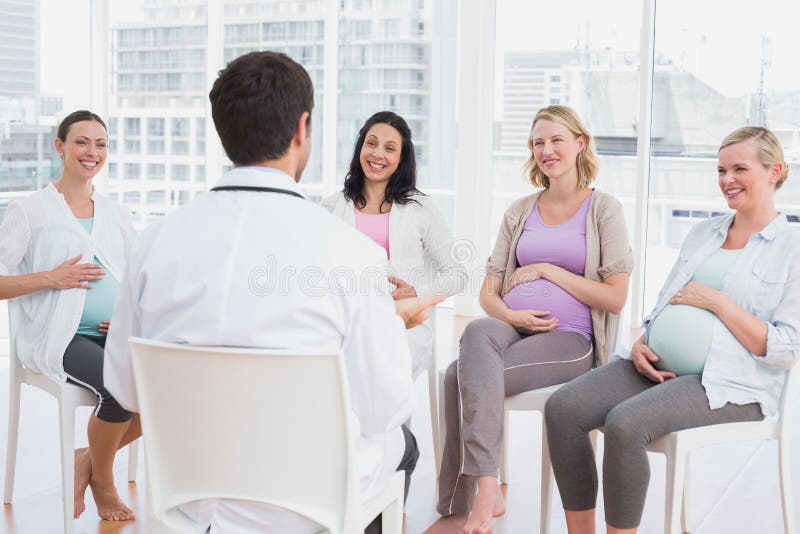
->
xmin=530 ymin=118 xmax=586 ymax=185
xmin=359 ymin=122 xmax=402 ymax=185
xmin=717 ymin=138 xmax=779 ymax=214
xmin=54 ymin=120 xmax=107 ymax=181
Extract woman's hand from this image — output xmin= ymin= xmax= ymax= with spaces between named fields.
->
xmin=45 ymin=255 xmax=104 ymax=290
xmin=630 ymin=336 xmax=675 ymax=383
xmin=504 ymin=309 xmax=559 ymax=334
xmin=395 ymin=294 xmax=445 ymax=329
xmin=503 ymin=264 xmax=548 ymax=295
xmin=388 ymin=275 xmax=418 ymax=301
xmin=98 ymin=320 xmax=110 ymax=335
xmin=669 ymin=282 xmax=720 ymax=312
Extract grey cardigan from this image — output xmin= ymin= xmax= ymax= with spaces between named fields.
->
xmin=486 ymin=189 xmax=634 ymax=365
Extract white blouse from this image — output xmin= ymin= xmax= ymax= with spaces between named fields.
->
xmin=0 ymin=183 xmax=135 ymax=381
xmin=322 ymin=191 xmax=468 ymax=377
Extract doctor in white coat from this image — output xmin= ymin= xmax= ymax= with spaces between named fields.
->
xmin=103 ymin=51 xmax=441 ymax=533
xmin=323 ymin=111 xmax=468 ymax=379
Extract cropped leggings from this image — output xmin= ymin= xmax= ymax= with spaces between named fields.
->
xmin=437 ymin=316 xmax=594 ymax=516
xmin=62 ymin=334 xmax=133 ymax=423
xmin=544 ymin=359 xmax=763 ymax=529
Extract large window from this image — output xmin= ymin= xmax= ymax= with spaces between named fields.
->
xmin=643 ymin=0 xmax=800 ymax=312
xmin=0 ymin=0 xmax=91 ymax=219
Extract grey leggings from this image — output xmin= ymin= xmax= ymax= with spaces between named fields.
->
xmin=437 ymin=316 xmax=594 ymax=516
xmin=544 ymin=359 xmax=763 ymax=529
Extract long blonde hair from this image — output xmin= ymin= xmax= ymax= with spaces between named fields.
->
xmin=720 ymin=127 xmax=789 ymax=189
xmin=523 ymin=105 xmax=599 ymax=188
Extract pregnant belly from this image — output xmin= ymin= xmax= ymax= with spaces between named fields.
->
xmin=503 ymin=279 xmax=591 ymax=336
xmin=647 ymin=304 xmax=714 ymax=375
xmin=79 ymin=274 xmax=120 ymax=334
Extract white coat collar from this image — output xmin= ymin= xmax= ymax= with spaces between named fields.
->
xmin=213 ymin=166 xmax=306 ymax=199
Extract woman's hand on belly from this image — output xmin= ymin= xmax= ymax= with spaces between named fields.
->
xmin=669 ymin=282 xmax=721 ymax=313
xmin=504 ymin=309 xmax=559 ymax=334
xmin=631 ymin=336 xmax=676 ymax=383
xmin=98 ymin=320 xmax=110 ymax=335
xmin=503 ymin=265 xmax=543 ymax=295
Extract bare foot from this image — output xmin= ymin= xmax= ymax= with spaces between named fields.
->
xmin=89 ymin=477 xmax=135 ymax=521
xmin=493 ymin=483 xmax=506 ymax=517
xmin=463 ymin=478 xmax=496 ymax=534
xmin=74 ymin=448 xmax=92 ymax=518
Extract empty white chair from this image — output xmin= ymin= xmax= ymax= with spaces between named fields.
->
xmin=3 ymin=301 xmax=138 ymax=534
xmin=129 ymin=337 xmax=405 ymax=534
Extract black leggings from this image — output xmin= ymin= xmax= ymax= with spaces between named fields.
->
xmin=62 ymin=334 xmax=133 ymax=423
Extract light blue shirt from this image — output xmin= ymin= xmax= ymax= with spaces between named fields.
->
xmin=617 ymin=213 xmax=800 ymax=416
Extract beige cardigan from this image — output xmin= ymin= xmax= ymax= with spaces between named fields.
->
xmin=486 ymin=189 xmax=634 ymax=365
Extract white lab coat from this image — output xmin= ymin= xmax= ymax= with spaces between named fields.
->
xmin=104 ymin=166 xmax=415 ymax=533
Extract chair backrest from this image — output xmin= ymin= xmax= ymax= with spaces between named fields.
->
xmin=128 ymin=338 xmax=361 ymax=532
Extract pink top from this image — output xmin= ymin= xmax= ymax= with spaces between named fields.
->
xmin=354 ymin=207 xmax=390 ymax=259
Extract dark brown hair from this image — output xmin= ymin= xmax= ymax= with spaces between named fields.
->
xmin=57 ymin=110 xmax=106 ymax=141
xmin=343 ymin=111 xmax=421 ymax=211
xmin=209 ymin=51 xmax=314 ymax=166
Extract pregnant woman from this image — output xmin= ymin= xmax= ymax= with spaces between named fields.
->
xmin=544 ymin=126 xmax=800 ymax=534
xmin=433 ymin=105 xmax=633 ymax=534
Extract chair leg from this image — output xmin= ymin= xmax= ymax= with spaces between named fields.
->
xmin=3 ymin=378 xmax=21 ymax=503
xmin=540 ymin=418 xmax=552 ymax=534
xmin=127 ymin=439 xmax=139 ymax=483
xmin=428 ymin=367 xmax=442 ymax=478
xmin=58 ymin=400 xmax=76 ymax=534
xmin=499 ymin=410 xmax=510 ymax=484
xmin=437 ymin=370 xmax=446 ymax=479
xmin=778 ymin=439 xmax=797 ymax=534
xmin=381 ymin=494 xmax=404 ymax=534
xmin=681 ymin=454 xmax=691 ymax=533
xmin=663 ymin=446 xmax=686 ymax=534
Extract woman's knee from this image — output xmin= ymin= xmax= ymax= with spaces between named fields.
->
xmin=603 ymin=405 xmax=647 ymax=449
xmin=459 ymin=316 xmax=510 ymax=350
xmin=545 ymin=385 xmax=584 ymax=429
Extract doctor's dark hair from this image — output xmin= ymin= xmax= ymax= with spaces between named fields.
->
xmin=342 ymin=111 xmax=421 ymax=211
xmin=57 ymin=110 xmax=106 ymax=142
xmin=209 ymin=51 xmax=314 ymax=166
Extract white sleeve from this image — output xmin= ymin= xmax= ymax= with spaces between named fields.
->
xmin=103 ymin=237 xmax=145 ymax=412
xmin=340 ymin=273 xmax=415 ymax=435
xmin=0 ymin=202 xmax=30 ymax=276
xmin=421 ymin=199 xmax=468 ymax=297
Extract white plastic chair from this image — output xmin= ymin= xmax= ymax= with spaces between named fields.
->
xmin=639 ymin=365 xmax=798 ymax=534
xmin=3 ymin=301 xmax=139 ymax=534
xmin=128 ymin=337 xmax=405 ymax=534
xmin=533 ymin=365 xmax=799 ymax=534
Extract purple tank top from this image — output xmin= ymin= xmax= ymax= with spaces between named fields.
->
xmin=502 ymin=193 xmax=593 ymax=340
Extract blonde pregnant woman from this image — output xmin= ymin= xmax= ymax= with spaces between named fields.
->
xmin=431 ymin=105 xmax=633 ymax=534
xmin=544 ymin=126 xmax=800 ymax=534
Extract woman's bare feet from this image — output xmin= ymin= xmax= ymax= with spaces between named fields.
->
xmin=74 ymin=448 xmax=92 ymax=518
xmin=464 ymin=476 xmax=500 ymax=534
xmin=88 ymin=477 xmax=135 ymax=521
xmin=493 ymin=483 xmax=506 ymax=517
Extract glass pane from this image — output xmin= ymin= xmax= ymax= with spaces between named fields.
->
xmin=335 ymin=0 xmax=456 ymax=225
xmin=109 ymin=0 xmax=210 ymax=228
xmin=493 ymin=0 xmax=642 ymax=245
xmin=644 ymin=0 xmax=800 ymax=312
xmin=0 ymin=0 xmax=91 ymax=220
xmin=223 ymin=0 xmax=325 ymax=184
